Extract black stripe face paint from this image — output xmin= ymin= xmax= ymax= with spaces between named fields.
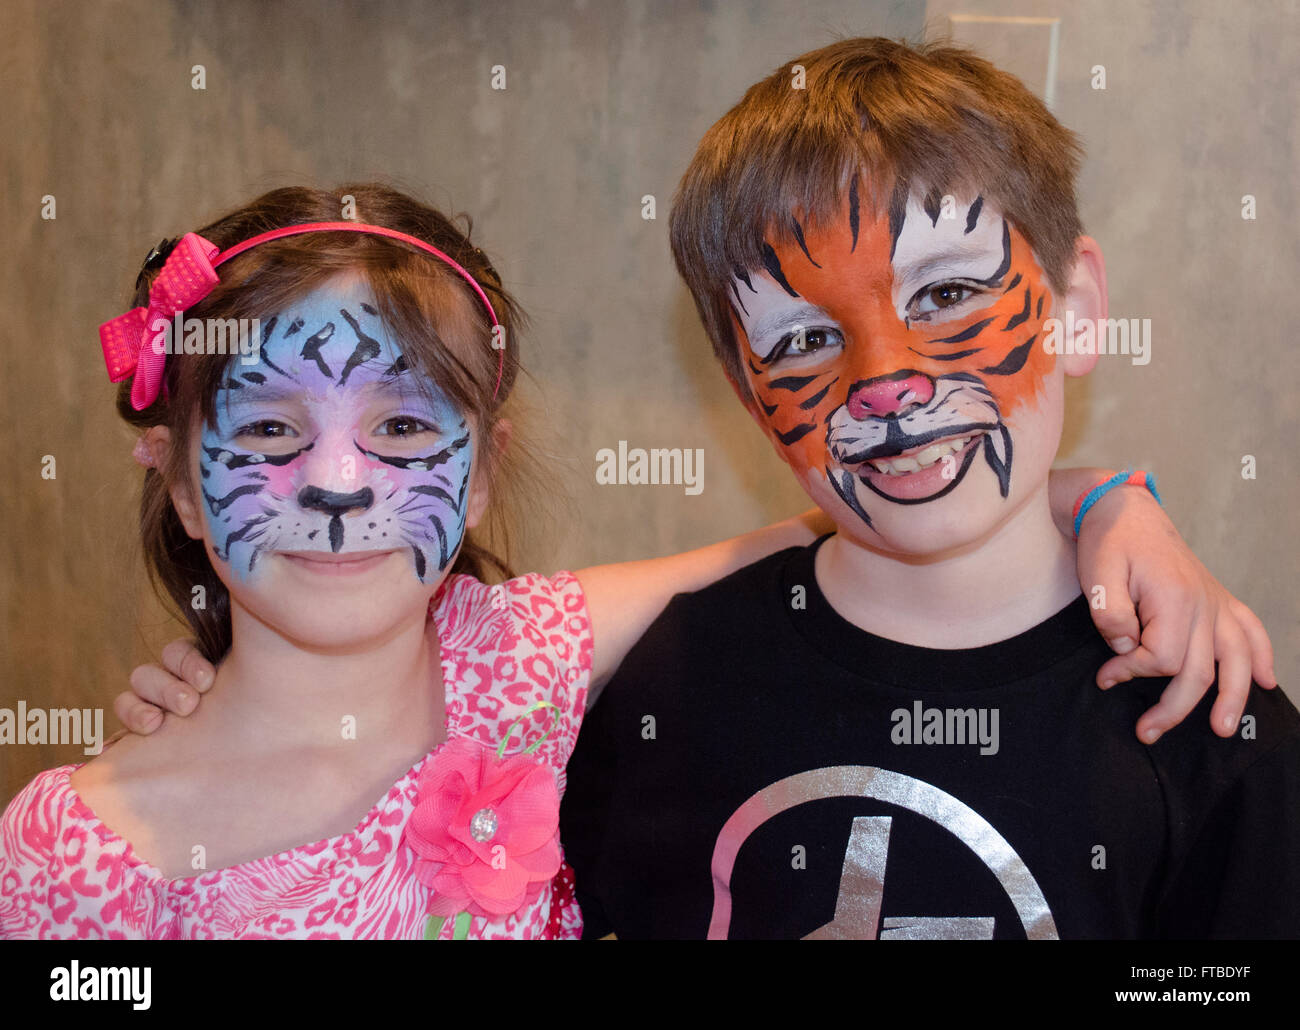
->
xmin=199 ymin=284 xmax=474 ymax=583
xmin=726 ymin=185 xmax=1063 ymax=546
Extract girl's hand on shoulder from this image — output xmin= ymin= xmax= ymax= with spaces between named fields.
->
xmin=114 ymin=639 xmax=215 ymax=735
xmin=1075 ymin=483 xmax=1277 ymax=744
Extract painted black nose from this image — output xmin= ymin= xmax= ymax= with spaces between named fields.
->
xmin=298 ymin=487 xmax=375 ymax=552
xmin=298 ymin=486 xmax=374 ymax=517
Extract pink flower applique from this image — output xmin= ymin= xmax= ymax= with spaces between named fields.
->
xmin=404 ymin=702 xmax=562 ymax=936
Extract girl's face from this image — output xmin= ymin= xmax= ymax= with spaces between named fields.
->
xmin=171 ymin=278 xmax=488 ymax=648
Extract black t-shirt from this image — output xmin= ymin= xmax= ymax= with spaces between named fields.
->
xmin=560 ymin=538 xmax=1300 ymax=939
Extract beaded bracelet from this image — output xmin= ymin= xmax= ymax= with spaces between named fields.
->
xmin=1072 ymin=470 xmax=1162 ymax=539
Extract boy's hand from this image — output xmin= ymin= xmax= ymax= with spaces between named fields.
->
xmin=113 ymin=639 xmax=214 ymax=734
xmin=1075 ymin=485 xmax=1277 ymax=744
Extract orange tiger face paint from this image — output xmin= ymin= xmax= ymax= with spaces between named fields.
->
xmin=732 ymin=184 xmax=1063 ymax=543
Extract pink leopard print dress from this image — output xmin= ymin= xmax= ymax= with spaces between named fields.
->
xmin=0 ymin=572 xmax=592 ymax=939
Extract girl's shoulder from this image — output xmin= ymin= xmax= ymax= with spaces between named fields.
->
xmin=433 ymin=571 xmax=594 ymax=777
xmin=0 ymin=766 xmax=91 ymax=931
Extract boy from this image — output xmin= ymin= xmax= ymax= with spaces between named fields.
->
xmin=558 ymin=37 xmax=1299 ymax=938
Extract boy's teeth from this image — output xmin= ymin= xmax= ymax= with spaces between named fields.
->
xmin=868 ymin=435 xmax=972 ymax=475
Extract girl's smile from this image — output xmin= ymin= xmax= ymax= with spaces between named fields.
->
xmin=278 ymin=549 xmax=402 ymax=575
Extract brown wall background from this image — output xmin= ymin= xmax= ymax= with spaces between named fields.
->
xmin=2 ymin=0 xmax=1296 ymax=803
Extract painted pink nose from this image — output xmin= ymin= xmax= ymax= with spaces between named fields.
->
xmin=846 ymin=374 xmax=935 ymax=420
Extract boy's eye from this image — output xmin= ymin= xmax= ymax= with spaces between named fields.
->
xmin=376 ymin=416 xmax=435 ymax=437
xmin=767 ymin=326 xmax=844 ymax=364
xmin=909 ymin=281 xmax=981 ymax=321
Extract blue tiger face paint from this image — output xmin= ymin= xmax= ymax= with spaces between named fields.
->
xmin=197 ymin=282 xmax=473 ymax=583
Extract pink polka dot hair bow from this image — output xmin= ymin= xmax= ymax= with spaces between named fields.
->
xmin=99 ymin=233 xmax=220 ymax=411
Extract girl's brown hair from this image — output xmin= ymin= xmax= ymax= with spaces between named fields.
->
xmin=116 ymin=183 xmax=527 ymax=663
xmin=668 ymin=37 xmax=1086 ymax=399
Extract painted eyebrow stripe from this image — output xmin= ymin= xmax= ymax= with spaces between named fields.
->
xmin=910 ymin=346 xmax=983 ymax=362
xmin=747 ymin=358 xmax=765 ymax=377
xmin=761 ymin=242 xmax=800 ymax=298
xmin=733 ymin=266 xmax=757 ymax=293
xmin=965 ymin=196 xmax=984 ymax=234
xmin=775 ymin=421 xmax=817 ymax=445
xmin=256 ymin=316 xmax=292 ymax=379
xmin=1004 ymin=288 xmax=1032 ymax=331
xmin=970 ymin=220 xmax=1012 ymax=287
xmin=923 ymin=191 xmax=942 ymax=226
xmin=729 ymin=281 xmax=750 ymax=316
xmin=790 ymin=217 xmax=822 ymax=268
xmin=338 ymin=307 xmax=383 ymax=387
xmin=768 ymin=374 xmax=819 ymax=391
xmin=888 ymin=194 xmax=906 ymax=261
xmin=979 ymin=336 xmax=1035 ymax=376
xmin=300 ymin=323 xmax=336 ymax=378
xmin=928 ymin=316 xmax=996 ymax=345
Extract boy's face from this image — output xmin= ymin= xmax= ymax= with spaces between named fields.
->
xmin=731 ymin=185 xmax=1068 ymax=555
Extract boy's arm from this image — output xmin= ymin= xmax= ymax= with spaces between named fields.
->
xmin=115 ymin=467 xmax=1276 ymax=739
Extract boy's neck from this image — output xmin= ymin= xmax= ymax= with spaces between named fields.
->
xmin=814 ymin=485 xmax=1081 ymax=649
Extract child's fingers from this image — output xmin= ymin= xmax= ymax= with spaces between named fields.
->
xmin=1227 ymin=597 xmax=1277 ymax=688
xmin=1084 ymin=564 xmax=1142 ymax=656
xmin=1135 ymin=628 xmax=1216 ymax=744
xmin=160 ymin=638 xmax=215 ymax=692
xmin=129 ymin=662 xmax=198 ymax=717
xmin=112 ymin=690 xmax=165 ymax=735
xmin=1095 ymin=601 xmax=1194 ymax=689
xmin=1209 ymin=616 xmax=1252 ymax=738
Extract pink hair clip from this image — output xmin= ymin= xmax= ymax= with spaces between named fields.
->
xmin=100 ymin=233 xmax=222 ymax=411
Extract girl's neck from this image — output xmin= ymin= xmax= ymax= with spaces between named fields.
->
xmin=206 ymin=602 xmax=444 ymax=757
xmin=815 ymin=485 xmax=1081 ymax=649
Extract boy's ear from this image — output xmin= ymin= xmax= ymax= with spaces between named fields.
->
xmin=466 ymin=418 xmax=511 ymax=530
xmin=142 ymin=426 xmax=205 ymax=541
xmin=1060 ymin=236 xmax=1108 ymax=378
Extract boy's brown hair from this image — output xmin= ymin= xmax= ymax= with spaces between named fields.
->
xmin=668 ymin=37 xmax=1085 ymax=399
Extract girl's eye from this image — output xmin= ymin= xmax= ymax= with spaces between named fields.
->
xmin=376 ymin=416 xmax=435 ymax=437
xmin=236 ymin=420 xmax=296 ymax=439
xmin=768 ymin=326 xmax=844 ymax=363
xmin=909 ymin=281 xmax=981 ymax=321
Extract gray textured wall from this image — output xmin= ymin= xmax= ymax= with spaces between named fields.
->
xmin=1 ymin=0 xmax=1295 ymax=803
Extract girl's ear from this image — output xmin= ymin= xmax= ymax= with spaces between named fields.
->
xmin=143 ymin=425 xmax=205 ymax=541
xmin=466 ymin=418 xmax=511 ymax=530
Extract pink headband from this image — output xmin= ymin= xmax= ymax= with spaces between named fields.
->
xmin=99 ymin=222 xmax=504 ymax=411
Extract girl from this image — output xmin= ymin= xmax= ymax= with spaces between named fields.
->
xmin=0 ymin=184 xmax=1272 ymax=939
xmin=0 ymin=183 xmax=836 ymax=939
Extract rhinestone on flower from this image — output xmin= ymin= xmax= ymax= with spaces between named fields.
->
xmin=469 ymin=807 xmax=499 ymax=843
